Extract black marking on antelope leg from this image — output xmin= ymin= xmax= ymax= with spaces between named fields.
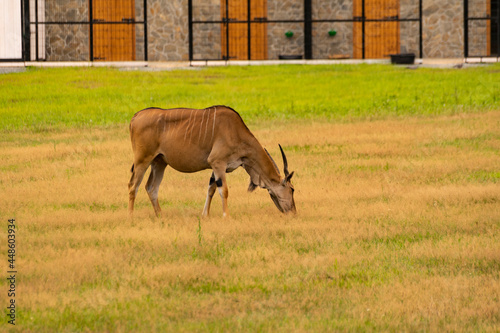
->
xmin=209 ymin=175 xmax=216 ymax=186
xmin=215 ymin=178 xmax=223 ymax=187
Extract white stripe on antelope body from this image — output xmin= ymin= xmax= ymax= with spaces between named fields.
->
xmin=128 ymin=105 xmax=296 ymax=218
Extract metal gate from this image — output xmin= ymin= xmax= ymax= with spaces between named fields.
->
xmin=465 ymin=0 xmax=499 ymax=57
xmin=189 ymin=0 xmax=422 ymax=61
xmin=26 ymin=0 xmax=147 ymax=61
xmin=9 ymin=0 xmax=500 ymax=62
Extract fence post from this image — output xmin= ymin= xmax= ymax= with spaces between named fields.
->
xmin=463 ymin=0 xmax=468 ymax=58
xmin=304 ymin=0 xmax=312 ymax=59
xmin=35 ymin=0 xmax=39 ymax=60
xmin=144 ymin=0 xmax=148 ymax=61
xmin=225 ymin=0 xmax=229 ymax=60
xmin=247 ymin=0 xmax=251 ymax=60
xmin=188 ymin=0 xmax=193 ymax=61
xmin=496 ymin=0 xmax=500 ymax=56
xmin=419 ymin=0 xmax=423 ymax=58
xmin=22 ymin=0 xmax=30 ymax=61
xmin=89 ymin=0 xmax=93 ymax=61
xmin=362 ymin=0 xmax=365 ymax=59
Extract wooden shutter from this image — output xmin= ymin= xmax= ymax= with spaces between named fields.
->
xmin=221 ymin=0 xmax=267 ymax=60
xmin=93 ymin=0 xmax=136 ymax=61
xmin=250 ymin=0 xmax=267 ymax=60
xmin=353 ymin=0 xmax=400 ymax=59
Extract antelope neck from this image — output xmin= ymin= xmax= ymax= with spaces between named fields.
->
xmin=244 ymin=147 xmax=282 ymax=189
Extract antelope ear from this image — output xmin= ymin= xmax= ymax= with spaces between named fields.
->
xmin=248 ymin=180 xmax=258 ymax=192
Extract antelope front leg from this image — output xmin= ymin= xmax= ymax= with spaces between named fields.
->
xmin=217 ymin=177 xmax=229 ymax=218
xmin=210 ymin=163 xmax=230 ymax=218
xmin=202 ymin=172 xmax=217 ymax=217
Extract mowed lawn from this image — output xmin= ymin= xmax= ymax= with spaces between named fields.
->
xmin=0 ymin=65 xmax=499 ymax=331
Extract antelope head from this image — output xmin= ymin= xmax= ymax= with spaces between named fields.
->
xmin=268 ymin=145 xmax=296 ymax=214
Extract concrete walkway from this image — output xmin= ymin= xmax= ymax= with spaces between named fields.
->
xmin=0 ymin=57 xmax=498 ymax=72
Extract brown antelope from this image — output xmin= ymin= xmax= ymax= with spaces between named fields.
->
xmin=128 ymin=105 xmax=296 ymax=218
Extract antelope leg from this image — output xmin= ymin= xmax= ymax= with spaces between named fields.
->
xmin=128 ymin=159 xmax=152 ymax=218
xmin=210 ymin=162 xmax=230 ymax=218
xmin=202 ymin=172 xmax=217 ymax=217
xmin=145 ymin=156 xmax=167 ymax=218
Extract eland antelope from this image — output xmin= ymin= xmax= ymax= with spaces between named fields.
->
xmin=128 ymin=105 xmax=296 ymax=218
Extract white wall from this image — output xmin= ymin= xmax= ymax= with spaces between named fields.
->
xmin=0 ymin=0 xmax=23 ymax=59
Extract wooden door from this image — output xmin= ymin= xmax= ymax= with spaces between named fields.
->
xmin=93 ymin=0 xmax=136 ymax=61
xmin=221 ymin=0 xmax=267 ymax=60
xmin=353 ymin=0 xmax=400 ymax=59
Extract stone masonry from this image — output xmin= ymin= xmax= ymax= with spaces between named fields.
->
xmin=467 ymin=0 xmax=490 ymax=56
xmin=268 ymin=0 xmax=304 ymax=59
xmin=148 ymin=0 xmax=189 ymax=61
xmin=39 ymin=0 xmax=146 ymax=61
xmin=38 ymin=0 xmax=493 ymax=61
xmin=43 ymin=0 xmax=89 ymax=61
xmin=400 ymin=0 xmax=420 ymax=55
xmin=191 ymin=0 xmax=221 ymax=60
xmin=422 ymin=0 xmax=464 ymax=58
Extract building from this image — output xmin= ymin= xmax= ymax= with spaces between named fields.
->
xmin=0 ymin=0 xmax=498 ymax=62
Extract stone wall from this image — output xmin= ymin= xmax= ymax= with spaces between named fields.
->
xmin=135 ymin=1 xmax=145 ymax=60
xmin=148 ymin=0 xmax=189 ymax=61
xmin=422 ymin=0 xmax=464 ymax=58
xmin=312 ymin=0 xmax=353 ymax=58
xmin=191 ymin=1 xmax=221 ymax=60
xmin=467 ymin=0 xmax=489 ymax=56
xmin=45 ymin=24 xmax=89 ymax=61
xmin=400 ymin=0 xmax=420 ymax=55
xmin=43 ymin=0 xmax=89 ymax=61
xmin=41 ymin=0 xmax=147 ymax=61
xmin=38 ymin=0 xmax=492 ymax=61
xmin=268 ymin=0 xmax=304 ymax=59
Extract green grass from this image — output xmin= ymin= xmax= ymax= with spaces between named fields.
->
xmin=1 ymin=63 xmax=500 ymax=131
xmin=1 ymin=64 xmax=499 ymax=332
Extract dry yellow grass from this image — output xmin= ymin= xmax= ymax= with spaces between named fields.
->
xmin=1 ymin=112 xmax=499 ymax=331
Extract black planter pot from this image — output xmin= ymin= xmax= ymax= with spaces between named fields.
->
xmin=390 ymin=53 xmax=415 ymax=65
xmin=279 ymin=55 xmax=303 ymax=60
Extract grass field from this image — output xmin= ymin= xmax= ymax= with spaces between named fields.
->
xmin=1 ymin=64 xmax=499 ymax=331
xmin=1 ymin=64 xmax=500 ymax=131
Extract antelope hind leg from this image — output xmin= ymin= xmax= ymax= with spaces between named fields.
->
xmin=145 ymin=156 xmax=167 ymax=218
xmin=128 ymin=161 xmax=152 ymax=218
